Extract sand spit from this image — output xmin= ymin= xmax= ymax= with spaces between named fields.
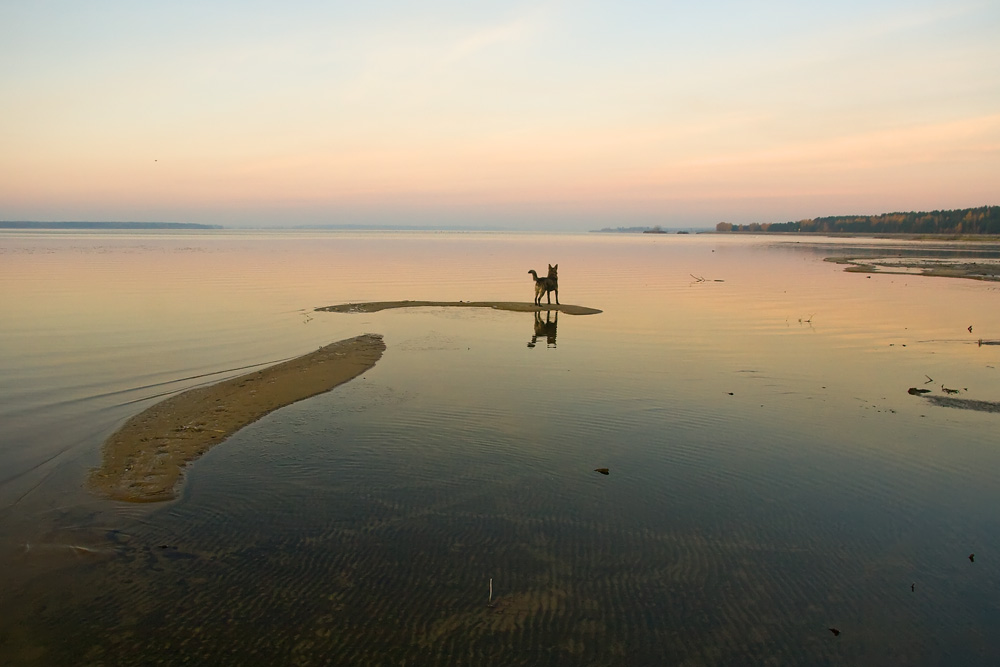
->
xmin=825 ymin=257 xmax=1000 ymax=281
xmin=316 ymin=300 xmax=602 ymax=315
xmin=89 ymin=334 xmax=386 ymax=503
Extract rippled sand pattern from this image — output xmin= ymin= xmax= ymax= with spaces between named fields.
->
xmin=6 ymin=443 xmax=993 ymax=666
xmin=3 ymin=514 xmax=834 ymax=664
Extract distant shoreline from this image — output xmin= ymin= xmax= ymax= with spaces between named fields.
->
xmin=0 ymin=221 xmax=223 ymax=230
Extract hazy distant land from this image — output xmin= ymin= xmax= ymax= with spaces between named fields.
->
xmin=0 ymin=221 xmax=223 ymax=230
xmin=6 ymin=206 xmax=999 ymax=235
xmin=592 ymin=206 xmax=1000 ymax=235
xmin=592 ymin=225 xmax=707 ymax=234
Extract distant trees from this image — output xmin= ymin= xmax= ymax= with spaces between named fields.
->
xmin=716 ymin=206 xmax=1000 ymax=235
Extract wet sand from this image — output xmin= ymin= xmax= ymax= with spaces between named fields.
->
xmin=89 ymin=334 xmax=386 ymax=503
xmin=317 ymin=300 xmax=603 ymax=315
xmin=921 ymin=395 xmax=1000 ymax=413
xmin=826 ymin=257 xmax=1000 ymax=281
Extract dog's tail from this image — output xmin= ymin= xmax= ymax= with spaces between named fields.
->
xmin=528 ymin=269 xmax=540 ymax=282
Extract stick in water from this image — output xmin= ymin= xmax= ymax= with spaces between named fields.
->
xmin=488 ymin=578 xmax=493 ymax=606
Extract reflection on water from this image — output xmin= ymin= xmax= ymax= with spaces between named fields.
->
xmin=528 ymin=311 xmax=558 ymax=348
xmin=2 ymin=231 xmax=1000 ymax=665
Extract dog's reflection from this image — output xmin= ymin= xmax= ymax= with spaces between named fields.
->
xmin=527 ymin=311 xmax=558 ymax=348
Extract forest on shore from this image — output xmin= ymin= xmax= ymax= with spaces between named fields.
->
xmin=716 ymin=206 xmax=1000 ymax=235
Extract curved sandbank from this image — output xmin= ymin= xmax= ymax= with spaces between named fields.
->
xmin=825 ymin=257 xmax=1000 ymax=281
xmin=89 ymin=334 xmax=386 ymax=503
xmin=316 ymin=300 xmax=603 ymax=315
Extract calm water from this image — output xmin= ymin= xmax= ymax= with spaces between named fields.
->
xmin=1 ymin=230 xmax=999 ymax=665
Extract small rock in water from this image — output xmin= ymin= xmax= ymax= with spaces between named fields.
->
xmin=594 ymin=468 xmax=609 ymax=475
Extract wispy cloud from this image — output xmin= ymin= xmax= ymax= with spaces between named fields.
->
xmin=446 ymin=10 xmax=547 ymax=62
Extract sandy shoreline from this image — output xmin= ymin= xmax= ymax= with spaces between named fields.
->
xmin=89 ymin=334 xmax=386 ymax=503
xmin=316 ymin=300 xmax=603 ymax=315
xmin=825 ymin=256 xmax=1000 ymax=281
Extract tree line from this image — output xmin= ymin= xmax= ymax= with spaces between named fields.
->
xmin=716 ymin=206 xmax=1000 ymax=235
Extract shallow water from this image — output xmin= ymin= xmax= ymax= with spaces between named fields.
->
xmin=2 ymin=230 xmax=1000 ymax=665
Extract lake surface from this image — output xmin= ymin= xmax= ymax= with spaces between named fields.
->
xmin=1 ymin=230 xmax=999 ymax=665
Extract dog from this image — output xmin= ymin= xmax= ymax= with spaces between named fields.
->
xmin=528 ymin=264 xmax=559 ymax=306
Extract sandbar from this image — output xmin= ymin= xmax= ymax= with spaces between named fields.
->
xmin=89 ymin=334 xmax=386 ymax=503
xmin=825 ymin=257 xmax=1000 ymax=281
xmin=316 ymin=301 xmax=602 ymax=315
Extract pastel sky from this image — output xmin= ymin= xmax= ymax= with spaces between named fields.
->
xmin=2 ymin=1 xmax=998 ymax=230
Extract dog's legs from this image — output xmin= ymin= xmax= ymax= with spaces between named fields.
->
xmin=555 ymin=288 xmax=559 ymax=305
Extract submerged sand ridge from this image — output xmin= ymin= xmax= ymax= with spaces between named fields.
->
xmin=316 ymin=301 xmax=603 ymax=315
xmin=90 ymin=302 xmax=597 ymax=503
xmin=825 ymin=256 xmax=1000 ymax=281
xmin=89 ymin=334 xmax=386 ymax=503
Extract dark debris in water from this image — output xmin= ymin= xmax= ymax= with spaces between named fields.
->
xmin=594 ymin=468 xmax=609 ymax=475
xmin=907 ymin=383 xmax=1000 ymax=412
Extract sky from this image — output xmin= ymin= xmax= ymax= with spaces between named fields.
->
xmin=1 ymin=1 xmax=998 ymax=230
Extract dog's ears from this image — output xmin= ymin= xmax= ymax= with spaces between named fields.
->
xmin=549 ymin=263 xmax=558 ymax=270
